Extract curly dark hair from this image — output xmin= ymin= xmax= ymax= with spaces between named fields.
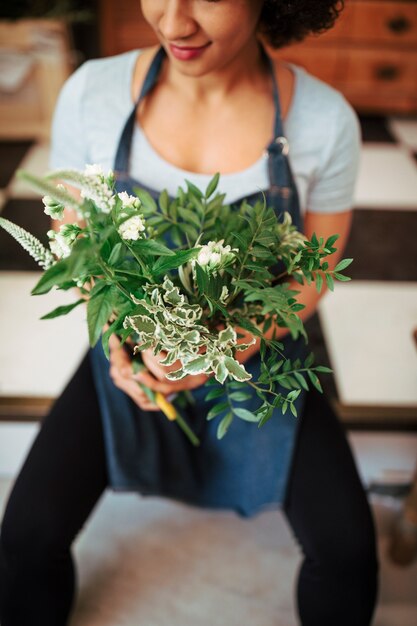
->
xmin=258 ymin=0 xmax=345 ymax=49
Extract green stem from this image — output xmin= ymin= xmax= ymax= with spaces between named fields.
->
xmin=174 ymin=413 xmax=200 ymax=446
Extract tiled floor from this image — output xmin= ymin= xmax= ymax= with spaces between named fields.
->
xmin=1 ymin=115 xmax=417 ymax=625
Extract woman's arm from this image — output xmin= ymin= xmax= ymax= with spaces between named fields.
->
xmin=234 ymin=208 xmax=353 ymax=363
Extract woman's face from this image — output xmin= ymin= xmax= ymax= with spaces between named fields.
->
xmin=141 ymin=0 xmax=264 ymax=75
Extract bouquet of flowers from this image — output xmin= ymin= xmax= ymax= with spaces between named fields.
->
xmin=0 ymin=165 xmax=352 ymax=445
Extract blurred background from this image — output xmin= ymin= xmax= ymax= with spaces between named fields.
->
xmin=0 ymin=2 xmax=416 ymax=625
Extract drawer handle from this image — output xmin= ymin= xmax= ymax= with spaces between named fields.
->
xmin=387 ymin=15 xmax=412 ymax=34
xmin=375 ymin=65 xmax=400 ymax=81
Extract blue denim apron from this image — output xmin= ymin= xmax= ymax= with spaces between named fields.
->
xmin=90 ymin=47 xmax=308 ymax=518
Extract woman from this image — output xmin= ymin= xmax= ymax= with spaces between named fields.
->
xmin=0 ymin=1 xmax=379 ymax=624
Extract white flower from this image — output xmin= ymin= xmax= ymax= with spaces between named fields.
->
xmin=47 ymin=224 xmax=80 ymax=258
xmin=118 ymin=191 xmax=141 ymax=210
xmin=80 ymin=164 xmax=115 ymax=213
xmin=42 ymin=196 xmax=64 ymax=220
xmin=84 ymin=164 xmax=104 ymax=177
xmin=118 ymin=215 xmax=146 ymax=240
xmin=196 ymin=249 xmax=211 ymax=266
xmin=194 ymin=239 xmax=238 ymax=273
xmin=48 ymin=232 xmax=71 ymax=258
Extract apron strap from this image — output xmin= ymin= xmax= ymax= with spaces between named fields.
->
xmin=114 ymin=47 xmax=166 ymax=176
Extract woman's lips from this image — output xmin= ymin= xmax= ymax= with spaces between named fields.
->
xmin=169 ymin=42 xmax=211 ymax=61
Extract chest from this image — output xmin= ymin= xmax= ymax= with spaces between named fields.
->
xmin=132 ymin=62 xmax=294 ymax=175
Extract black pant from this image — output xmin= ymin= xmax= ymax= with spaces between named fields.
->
xmin=0 ymin=353 xmax=379 ymax=626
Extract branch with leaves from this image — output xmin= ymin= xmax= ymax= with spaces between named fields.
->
xmin=0 ymin=166 xmax=352 ymax=443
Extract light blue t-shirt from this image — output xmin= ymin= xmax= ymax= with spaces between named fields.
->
xmin=50 ymin=49 xmax=361 ymax=213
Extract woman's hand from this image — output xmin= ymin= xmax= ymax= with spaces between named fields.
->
xmin=108 ymin=334 xmax=160 ymax=411
xmin=109 ymin=337 xmax=207 ymax=411
xmin=140 ymin=348 xmax=208 ymax=394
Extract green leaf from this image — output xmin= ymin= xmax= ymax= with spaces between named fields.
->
xmin=89 ymin=280 xmax=108 ymax=299
xmin=292 ymin=272 xmax=304 ymax=285
xmin=87 ymin=286 xmax=113 ymax=347
xmin=251 ymin=246 xmax=273 ymax=259
xmin=333 ymin=272 xmax=351 ymax=282
xmin=271 ymin=360 xmax=283 ymax=374
xmin=159 ymin=190 xmax=169 ymax=215
xmin=290 ymin=402 xmax=298 ymax=417
xmin=325 ymin=234 xmax=339 ymax=249
xmin=207 ymin=401 xmax=229 ymax=420
xmin=217 ymin=412 xmax=233 ymax=439
xmin=134 ymin=239 xmax=174 ymax=256
xmin=132 ymin=187 xmax=157 ymax=212
xmin=152 ymin=248 xmax=199 ymax=274
xmin=224 ymin=356 xmax=251 ymax=382
xmin=100 ymin=312 xmax=132 ymax=359
xmin=31 ymin=258 xmax=71 ymax=295
xmin=307 ymin=370 xmax=323 ymax=393
xmin=325 ymin=273 xmax=334 ymax=292
xmin=314 ymin=365 xmax=333 ymax=374
xmin=185 ymin=180 xmax=204 ymax=199
xmin=233 ymin=407 xmax=259 ymax=422
xmin=229 ymin=391 xmax=252 ymax=402
xmin=294 ymin=371 xmax=309 ymax=391
xmin=40 ymin=298 xmax=85 ymax=320
xmin=205 ymin=173 xmax=220 ymax=198
xmin=181 ymin=223 xmax=199 ymax=241
xmin=315 ymin=272 xmax=323 ymax=293
xmin=108 ymin=242 xmax=123 ymax=266
xmin=334 ymin=258 xmax=353 ymax=272
xmin=232 ymin=231 xmax=249 ymax=250
xmin=177 ymin=207 xmax=201 ymax=228
xmin=304 ymin=352 xmax=314 ymax=368
xmin=205 ymin=387 xmax=225 ymax=401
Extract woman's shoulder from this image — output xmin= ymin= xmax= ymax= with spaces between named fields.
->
xmin=284 ymin=60 xmax=359 ymax=130
xmin=65 ymin=49 xmax=141 ymax=98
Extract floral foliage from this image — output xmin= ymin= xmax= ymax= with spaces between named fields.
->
xmin=0 ymin=166 xmax=352 ymax=440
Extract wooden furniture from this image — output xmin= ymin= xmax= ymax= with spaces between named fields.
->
xmin=271 ymin=1 xmax=417 ymax=115
xmin=98 ymin=0 xmax=417 ymax=115
xmin=0 ymin=19 xmax=73 ymax=140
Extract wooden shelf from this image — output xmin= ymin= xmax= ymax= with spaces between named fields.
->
xmin=0 ymin=19 xmax=73 ymax=140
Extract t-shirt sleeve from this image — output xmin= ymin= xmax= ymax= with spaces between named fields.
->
xmin=306 ymin=96 xmax=362 ymax=214
xmin=49 ymin=62 xmax=91 ymax=171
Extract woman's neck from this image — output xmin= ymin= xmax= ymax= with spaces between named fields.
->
xmin=163 ymin=38 xmax=270 ymax=106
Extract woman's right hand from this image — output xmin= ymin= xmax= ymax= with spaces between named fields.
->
xmin=108 ymin=334 xmax=160 ymax=411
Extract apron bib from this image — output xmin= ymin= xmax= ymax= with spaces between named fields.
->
xmin=90 ymin=46 xmax=307 ymax=518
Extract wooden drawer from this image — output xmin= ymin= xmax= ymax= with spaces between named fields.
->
xmin=349 ymin=1 xmax=417 ymax=47
xmin=272 ymin=45 xmax=348 ymax=87
xmin=343 ymin=47 xmax=417 ymax=112
xmin=345 ymin=47 xmax=417 ymax=93
xmin=297 ymin=1 xmax=417 ymax=47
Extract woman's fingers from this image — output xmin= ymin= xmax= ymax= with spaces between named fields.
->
xmin=134 ymin=370 xmax=174 ymax=394
xmin=135 ymin=370 xmax=208 ymax=393
xmin=108 ymin=338 xmax=160 ymax=410
xmin=111 ymin=368 xmax=160 ymax=411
